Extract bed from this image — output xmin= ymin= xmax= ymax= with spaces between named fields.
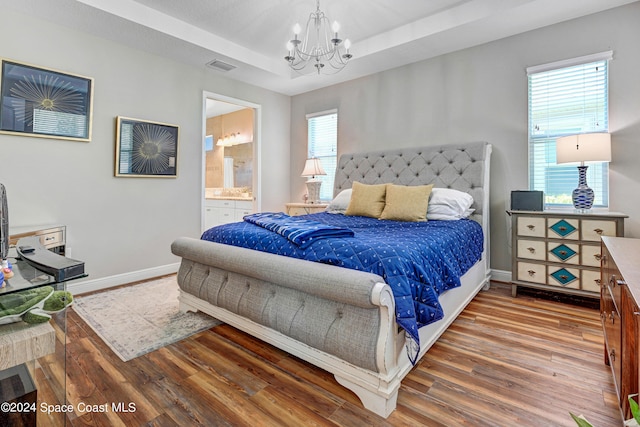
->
xmin=171 ymin=141 xmax=492 ymax=418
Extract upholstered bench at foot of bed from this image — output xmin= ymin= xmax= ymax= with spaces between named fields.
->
xmin=171 ymin=237 xmax=404 ymax=417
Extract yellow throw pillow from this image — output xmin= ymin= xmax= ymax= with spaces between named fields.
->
xmin=345 ymin=182 xmax=388 ymax=218
xmin=380 ymin=184 xmax=434 ymax=221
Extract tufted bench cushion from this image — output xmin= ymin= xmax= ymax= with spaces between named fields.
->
xmin=172 ymin=237 xmax=386 ymax=372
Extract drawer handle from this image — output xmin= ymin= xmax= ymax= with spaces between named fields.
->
xmin=595 ymin=279 xmax=602 ymax=287
xmin=610 ymin=349 xmax=616 ymax=361
xmin=594 ymin=228 xmax=604 ymax=235
xmin=559 ymin=275 xmax=569 ymax=281
xmin=45 ymin=236 xmax=55 ymax=241
xmin=558 ymin=226 xmax=567 ymax=232
xmin=527 ymin=247 xmax=536 ymax=253
xmin=527 ymin=270 xmax=536 ymax=276
xmin=594 ymin=254 xmax=602 ymax=261
xmin=610 ymin=312 xmax=616 ymax=325
xmin=527 ymin=224 xmax=535 ymax=230
xmin=617 ymin=280 xmax=627 ymax=286
xmin=558 ymin=250 xmax=567 ymax=256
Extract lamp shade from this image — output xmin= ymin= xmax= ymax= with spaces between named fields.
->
xmin=301 ymin=158 xmax=326 ymax=177
xmin=556 ymin=133 xmax=611 ymax=164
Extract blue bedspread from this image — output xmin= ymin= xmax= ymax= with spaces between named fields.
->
xmin=201 ymin=212 xmax=483 ymax=364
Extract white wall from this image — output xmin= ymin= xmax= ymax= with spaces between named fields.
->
xmin=290 ymin=2 xmax=640 ymax=273
xmin=0 ymin=7 xmax=291 ymax=291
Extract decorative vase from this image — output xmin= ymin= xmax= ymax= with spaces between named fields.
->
xmin=572 ymin=165 xmax=594 ymax=210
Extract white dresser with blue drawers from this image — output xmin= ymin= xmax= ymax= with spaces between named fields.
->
xmin=509 ymin=209 xmax=627 ymax=298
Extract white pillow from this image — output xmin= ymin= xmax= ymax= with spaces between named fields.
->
xmin=427 ymin=188 xmax=474 ymax=220
xmin=325 ymin=188 xmax=352 ymax=213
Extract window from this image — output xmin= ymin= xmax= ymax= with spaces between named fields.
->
xmin=205 ymin=135 xmax=214 ymax=151
xmin=527 ymin=51 xmax=612 ymax=207
xmin=306 ymin=109 xmax=337 ymax=201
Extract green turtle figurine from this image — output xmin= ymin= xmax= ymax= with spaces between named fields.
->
xmin=0 ymin=286 xmax=73 ymax=325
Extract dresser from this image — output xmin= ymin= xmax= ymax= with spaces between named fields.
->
xmin=509 ymin=210 xmax=626 ymax=298
xmin=601 ymin=236 xmax=640 ymax=421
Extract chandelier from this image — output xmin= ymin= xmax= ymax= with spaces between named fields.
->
xmin=284 ymin=1 xmax=353 ymax=75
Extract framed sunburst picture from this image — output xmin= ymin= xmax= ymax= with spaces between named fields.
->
xmin=0 ymin=59 xmax=93 ymax=141
xmin=115 ymin=116 xmax=179 ymax=178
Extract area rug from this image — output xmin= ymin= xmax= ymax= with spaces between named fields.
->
xmin=72 ymin=275 xmax=220 ymax=362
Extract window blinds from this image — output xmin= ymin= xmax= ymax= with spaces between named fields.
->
xmin=527 ymin=52 xmax=611 ymax=207
xmin=307 ymin=110 xmax=337 ymax=201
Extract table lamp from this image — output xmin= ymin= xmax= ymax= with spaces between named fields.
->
xmin=301 ymin=158 xmax=326 ymax=204
xmin=555 ymin=133 xmax=611 ymax=210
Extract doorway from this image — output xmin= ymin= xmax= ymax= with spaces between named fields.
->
xmin=202 ymin=92 xmax=261 ymax=232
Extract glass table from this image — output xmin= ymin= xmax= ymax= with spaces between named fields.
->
xmin=0 ymin=247 xmax=83 ymax=426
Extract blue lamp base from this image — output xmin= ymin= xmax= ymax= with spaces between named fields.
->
xmin=572 ymin=165 xmax=594 ymax=210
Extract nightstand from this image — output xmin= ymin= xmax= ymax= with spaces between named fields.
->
xmin=285 ymin=203 xmax=328 ymax=216
xmin=509 ymin=209 xmax=627 ymax=298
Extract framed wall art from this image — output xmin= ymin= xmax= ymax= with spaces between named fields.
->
xmin=115 ymin=116 xmax=179 ymax=178
xmin=0 ymin=58 xmax=93 ymax=141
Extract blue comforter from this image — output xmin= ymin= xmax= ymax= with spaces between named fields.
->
xmin=201 ymin=212 xmax=483 ymax=363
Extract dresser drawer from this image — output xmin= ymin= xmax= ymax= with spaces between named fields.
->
xmin=206 ymin=199 xmax=235 ymax=208
xmin=218 ymin=209 xmax=235 ymax=224
xmin=287 ymin=206 xmax=309 ymax=216
xmin=517 ymin=239 xmax=546 ymax=261
xmin=517 ymin=217 xmax=546 ymax=237
xmin=582 ymin=244 xmax=602 ymax=267
xmin=548 ymin=266 xmax=581 ymax=289
xmin=38 ymin=231 xmax=64 ymax=249
xmin=234 ymin=207 xmax=252 ymax=221
xmin=547 ymin=242 xmax=580 ymax=265
xmin=517 ymin=262 xmax=546 ymax=284
xmin=581 ymin=269 xmax=602 ymax=293
xmin=235 ymin=200 xmax=253 ymax=210
xmin=582 ymin=219 xmax=617 ymax=241
xmin=547 ymin=218 xmax=579 ymax=240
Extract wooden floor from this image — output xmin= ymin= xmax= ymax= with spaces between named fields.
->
xmin=34 ymin=282 xmax=622 ymax=427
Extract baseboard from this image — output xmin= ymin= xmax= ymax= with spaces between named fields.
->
xmin=66 ymin=265 xmax=513 ymax=296
xmin=489 ymin=268 xmax=511 ymax=284
xmin=67 ymin=263 xmax=180 ymax=295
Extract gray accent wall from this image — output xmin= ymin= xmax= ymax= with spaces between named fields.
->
xmin=290 ymin=2 xmax=640 ymax=272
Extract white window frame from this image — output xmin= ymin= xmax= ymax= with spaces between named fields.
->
xmin=527 ymin=51 xmax=612 ymax=208
xmin=306 ymin=109 xmax=338 ymax=202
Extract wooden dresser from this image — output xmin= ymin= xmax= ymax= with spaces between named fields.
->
xmin=509 ymin=210 xmax=626 ymax=298
xmin=601 ymin=236 xmax=640 ymax=420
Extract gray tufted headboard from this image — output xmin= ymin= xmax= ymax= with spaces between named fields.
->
xmin=333 ymin=142 xmax=492 ymax=226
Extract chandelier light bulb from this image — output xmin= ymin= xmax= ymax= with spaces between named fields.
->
xmin=332 ymin=21 xmax=340 ymax=33
xmin=293 ymin=23 xmax=301 ymax=35
xmin=344 ymin=39 xmax=351 ymax=50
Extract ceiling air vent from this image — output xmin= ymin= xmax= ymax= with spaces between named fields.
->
xmin=206 ymin=59 xmax=236 ymax=72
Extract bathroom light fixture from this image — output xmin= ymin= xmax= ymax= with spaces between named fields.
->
xmin=284 ymin=0 xmax=352 ymax=75
xmin=216 ymin=132 xmax=241 ymax=147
